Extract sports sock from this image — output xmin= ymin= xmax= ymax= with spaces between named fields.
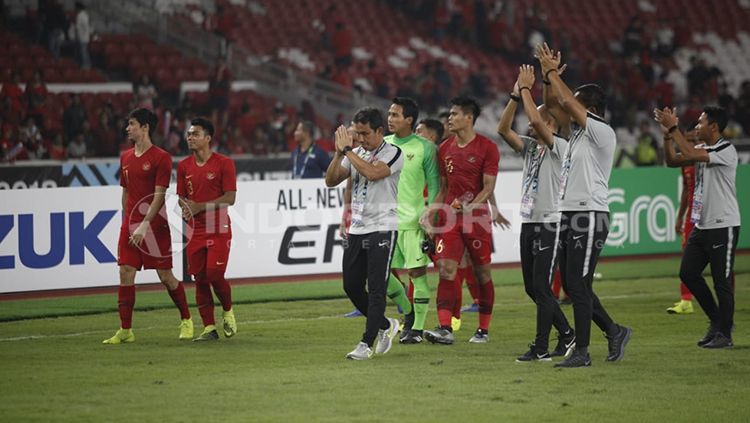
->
xmin=679 ymin=282 xmax=693 ymax=301
xmin=207 ymin=268 xmax=232 ymax=311
xmin=387 ymin=273 xmax=412 ymax=315
xmin=118 ymin=285 xmax=136 ymax=329
xmin=453 ymin=268 xmax=463 ymax=319
xmin=195 ymin=279 xmax=215 ymax=326
xmin=465 ymin=265 xmax=480 ymax=304
xmin=436 ymin=276 xmax=456 ymax=328
xmin=167 ymin=282 xmax=191 ymax=320
xmin=412 ymin=274 xmax=430 ymax=330
xmin=551 ymin=269 xmax=562 ymax=299
xmin=477 ymin=280 xmax=495 ymax=331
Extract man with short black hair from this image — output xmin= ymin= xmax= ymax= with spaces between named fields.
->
xmin=498 ymin=65 xmax=576 ymax=362
xmin=416 ymin=118 xmax=445 ymax=144
xmin=384 ymin=97 xmax=440 ymax=344
xmin=654 ymin=105 xmax=740 ymax=349
xmin=291 ymin=120 xmax=331 ymax=179
xmin=325 ymin=107 xmax=403 ymax=360
xmin=177 ymin=116 xmax=238 ymax=341
xmin=103 ymin=108 xmax=193 ymax=344
xmin=538 ymin=44 xmax=631 ymax=367
xmin=423 ymin=95 xmax=500 ymax=345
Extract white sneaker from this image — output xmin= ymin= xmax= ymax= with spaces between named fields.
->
xmin=468 ymin=329 xmax=490 ymax=343
xmin=375 ymin=317 xmax=400 ymax=354
xmin=346 ymin=341 xmax=373 ymax=360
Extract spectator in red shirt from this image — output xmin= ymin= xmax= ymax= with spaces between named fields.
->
xmin=92 ymin=110 xmax=119 ymax=157
xmin=1 ymin=72 xmax=25 ymax=117
xmin=331 ymin=22 xmax=353 ymax=68
xmin=24 ymin=70 xmax=49 ymax=126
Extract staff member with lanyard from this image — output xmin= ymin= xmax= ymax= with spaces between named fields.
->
xmin=325 ymin=107 xmax=404 ymax=360
xmin=654 ymin=105 xmax=740 ymax=349
xmin=291 ymin=120 xmax=331 ymax=179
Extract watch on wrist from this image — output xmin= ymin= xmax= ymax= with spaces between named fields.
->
xmin=342 ymin=146 xmax=353 ymax=154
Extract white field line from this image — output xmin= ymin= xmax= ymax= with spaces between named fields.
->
xmin=0 ymin=290 xmax=677 ymax=342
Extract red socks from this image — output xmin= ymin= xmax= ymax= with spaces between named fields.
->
xmin=551 ymin=269 xmax=563 ymax=299
xmin=195 ymin=279 xmax=215 ymax=326
xmin=453 ymin=268 xmax=464 ymax=319
xmin=118 ymin=285 xmax=136 ymax=329
xmin=679 ymin=282 xmax=693 ymax=301
xmin=477 ymin=280 xmax=495 ymax=331
xmin=207 ymin=269 xmax=232 ymax=311
xmin=167 ymin=282 xmax=191 ymax=320
xmin=437 ymin=276 xmax=456 ymax=328
xmin=465 ymin=266 xmax=480 ymax=304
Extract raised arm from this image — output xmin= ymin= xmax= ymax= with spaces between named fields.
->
xmin=518 ymin=64 xmax=555 ymax=147
xmin=661 ymin=123 xmax=693 ymax=167
xmin=654 ymin=107 xmax=709 ymax=162
xmin=543 ymin=62 xmax=571 ymax=137
xmin=497 ymin=82 xmax=525 ymax=153
xmin=536 ymin=43 xmax=588 ymax=128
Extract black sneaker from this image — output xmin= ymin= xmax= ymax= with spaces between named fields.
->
xmin=516 ymin=344 xmax=552 ymax=362
xmin=399 ymin=329 xmax=423 ymax=344
xmin=605 ymin=325 xmax=632 ymax=362
xmin=553 ymin=349 xmax=592 ymax=368
xmin=697 ymin=324 xmax=719 ymax=347
xmin=550 ymin=330 xmax=576 ymax=357
xmin=424 ymin=326 xmax=454 ymax=345
xmin=702 ymin=332 xmax=734 ymax=349
xmin=402 ymin=311 xmax=415 ymax=333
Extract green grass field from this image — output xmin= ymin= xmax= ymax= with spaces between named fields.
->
xmin=1 ymin=255 xmax=749 ymax=422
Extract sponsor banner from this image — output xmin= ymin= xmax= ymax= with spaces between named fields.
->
xmin=604 ymin=166 xmax=749 ymax=256
xmin=1 ymin=167 xmax=747 ymax=293
xmin=0 ymin=177 xmax=522 ymax=293
xmin=0 ymin=157 xmax=294 ymax=189
xmin=0 ymin=186 xmax=185 ymax=292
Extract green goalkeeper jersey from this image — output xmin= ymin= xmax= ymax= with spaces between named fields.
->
xmin=384 ymin=133 xmax=440 ymax=230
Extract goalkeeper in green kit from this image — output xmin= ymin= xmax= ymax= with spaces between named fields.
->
xmin=383 ymin=97 xmax=441 ymax=344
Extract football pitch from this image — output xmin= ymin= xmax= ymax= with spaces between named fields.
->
xmin=1 ymin=255 xmax=749 ymax=422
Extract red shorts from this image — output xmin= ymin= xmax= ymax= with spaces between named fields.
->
xmin=117 ymin=223 xmax=173 ymax=270
xmin=433 ymin=214 xmax=493 ymax=265
xmin=186 ymin=230 xmax=232 ymax=277
xmin=682 ymin=219 xmax=695 ymax=249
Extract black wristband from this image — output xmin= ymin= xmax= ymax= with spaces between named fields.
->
xmin=342 ymin=146 xmax=353 ymax=155
xmin=542 ymin=79 xmax=551 ymax=85
xmin=509 ymin=93 xmax=521 ymax=102
xmin=668 ymin=125 xmax=678 ymax=134
xmin=519 ymin=86 xmax=531 ymax=94
xmin=544 ymin=68 xmax=557 ymax=81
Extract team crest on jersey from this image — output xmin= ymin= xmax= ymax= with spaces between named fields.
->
xmin=207 ymin=172 xmax=216 ymax=180
xmin=142 ymin=162 xmax=151 ymax=171
xmin=468 ymin=156 xmax=477 ymax=163
xmin=407 ymin=153 xmax=414 ymax=161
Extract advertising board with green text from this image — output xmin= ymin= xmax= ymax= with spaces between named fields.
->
xmin=602 ymin=165 xmax=749 ymax=257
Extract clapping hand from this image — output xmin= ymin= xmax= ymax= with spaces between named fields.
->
xmin=653 ymin=107 xmax=679 ymax=129
xmin=335 ymin=125 xmax=354 ymax=153
xmin=517 ymin=64 xmax=536 ymax=91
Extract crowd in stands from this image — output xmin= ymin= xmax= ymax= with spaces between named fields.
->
xmin=2 ymin=0 xmax=750 ymax=166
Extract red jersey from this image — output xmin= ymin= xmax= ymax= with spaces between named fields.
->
xmin=176 ymin=152 xmax=237 ymax=234
xmin=438 ymin=133 xmax=500 ymax=207
xmin=120 ymin=146 xmax=172 ymax=229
